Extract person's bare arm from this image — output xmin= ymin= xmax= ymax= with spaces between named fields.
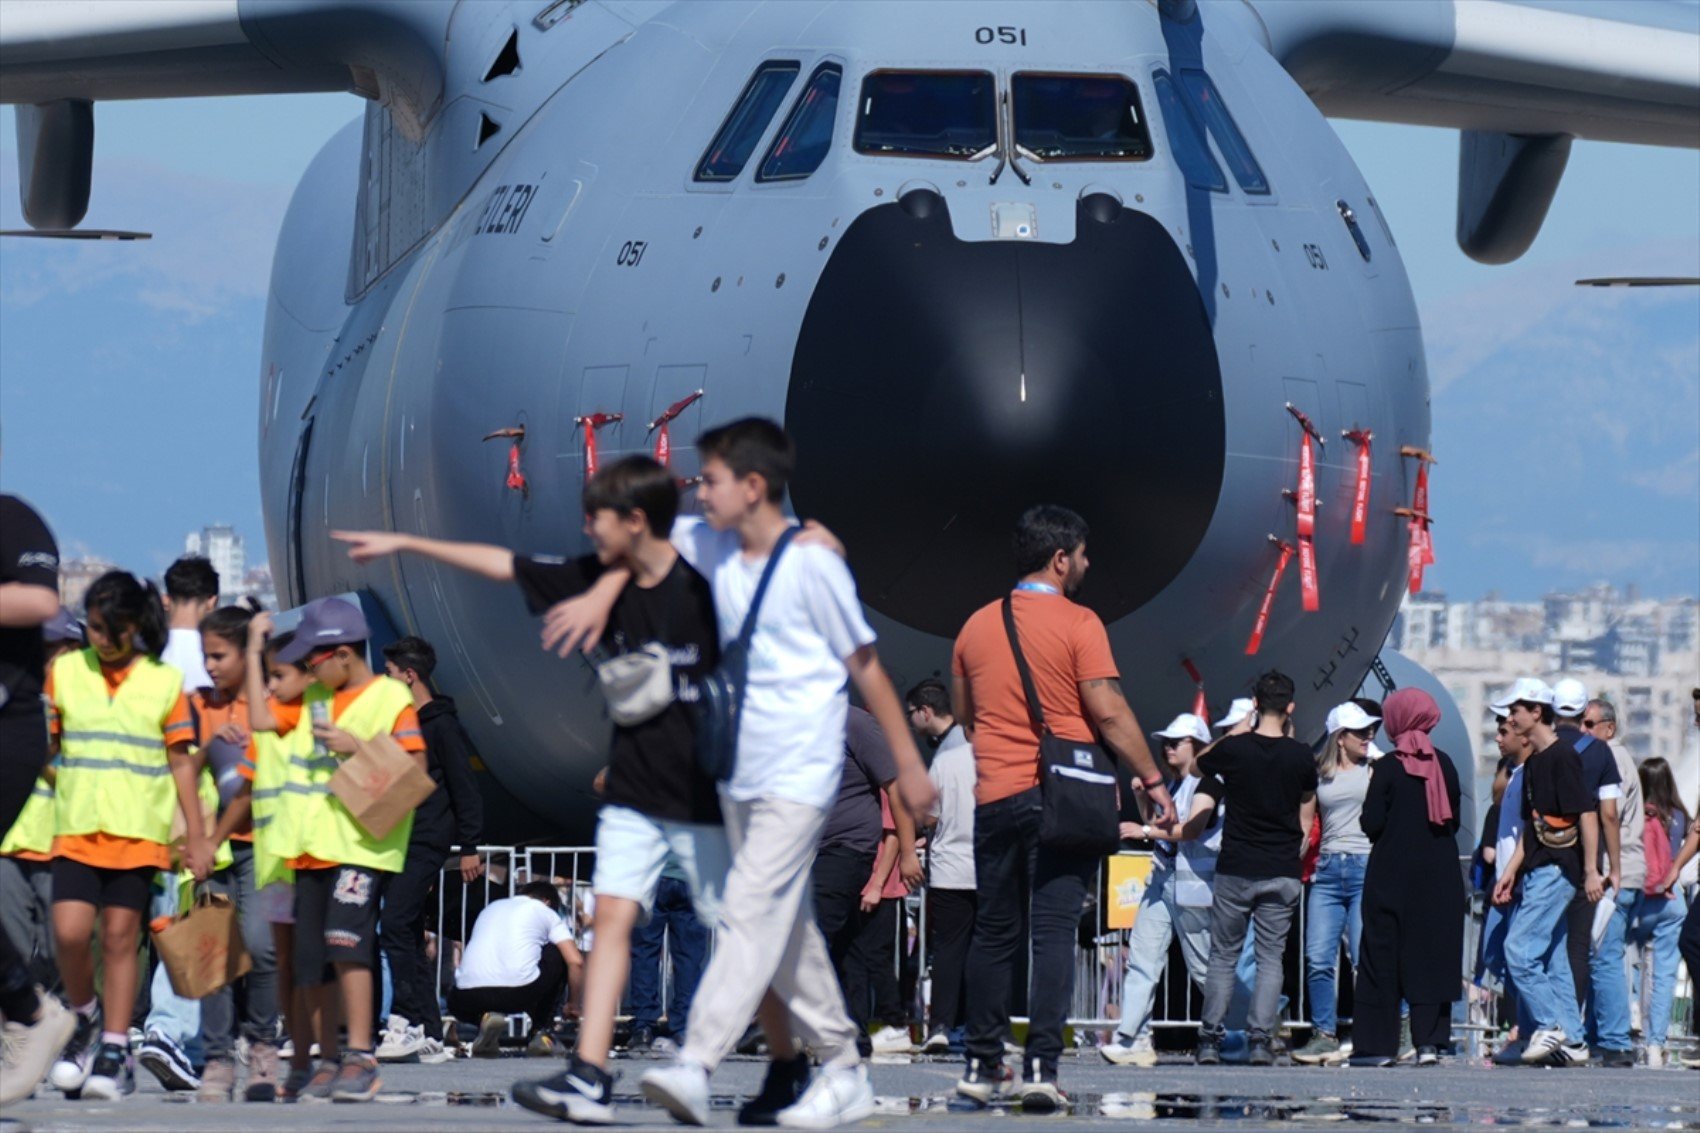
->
xmin=0 ymin=582 xmax=58 ymax=627
xmin=846 ymin=646 xmax=937 ymax=822
xmin=210 ymin=790 xmax=252 ymax=846
xmin=1297 ymin=791 xmax=1318 ymax=856
xmin=1580 ymin=811 xmax=1603 ymax=901
xmin=1156 ymin=790 xmax=1220 ymax=842
xmin=1079 ymin=678 xmax=1174 ymax=824
xmin=542 ymin=569 xmax=632 ymax=656
xmin=1662 ymin=821 xmax=1700 ymax=894
xmin=887 ymin=785 xmax=923 ymax=889
xmin=1599 ymin=797 xmax=1622 ymax=892
xmin=950 ymin=673 xmax=976 ymax=745
xmin=170 ymin=742 xmax=213 ymax=881
xmin=1493 ymin=839 xmax=1526 ymax=905
xmin=245 ymin=611 xmax=278 ymax=732
xmin=334 ymin=530 xmax=516 ymax=582
xmin=863 ymin=830 xmax=899 ymax=914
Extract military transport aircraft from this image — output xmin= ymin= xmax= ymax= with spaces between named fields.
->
xmin=3 ymin=0 xmax=1696 ymax=834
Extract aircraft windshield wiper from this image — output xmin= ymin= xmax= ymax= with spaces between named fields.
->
xmin=967 ymin=143 xmax=997 ymax=162
xmin=993 ymin=91 xmax=1032 ymax=185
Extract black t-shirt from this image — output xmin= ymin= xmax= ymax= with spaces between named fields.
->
xmin=1197 ymin=731 xmax=1319 ymax=880
xmin=1520 ymin=736 xmax=1592 ymax=887
xmin=514 ymin=551 xmax=722 ymax=825
xmin=0 ymin=495 xmax=58 ymax=717
xmin=819 ymin=707 xmax=896 ymax=852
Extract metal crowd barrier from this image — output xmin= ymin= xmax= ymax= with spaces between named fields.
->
xmin=424 ymin=845 xmax=1695 ymax=1048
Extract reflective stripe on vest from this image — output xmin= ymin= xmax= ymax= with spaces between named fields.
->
xmin=52 ymin=650 xmax=185 ymax=845
xmin=294 ymin=677 xmax=417 ymax=873
xmin=251 ymin=708 xmax=325 ymax=889
xmin=0 ymin=779 xmax=56 ymax=857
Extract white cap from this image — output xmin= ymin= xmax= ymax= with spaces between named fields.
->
xmin=1154 ymin=713 xmax=1212 ymax=747
xmin=1213 ymin=698 xmax=1254 ymax=730
xmin=1325 ymin=702 xmax=1381 ymax=734
xmin=1552 ymin=677 xmax=1589 ymax=717
xmin=1490 ymin=677 xmax=1554 ymax=713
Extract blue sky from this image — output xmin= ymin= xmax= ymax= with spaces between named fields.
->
xmin=1 ymin=93 xmax=1696 ymax=601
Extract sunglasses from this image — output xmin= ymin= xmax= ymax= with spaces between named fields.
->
xmin=1346 ymin=727 xmax=1376 ymax=739
xmin=305 ymin=647 xmax=342 ymax=669
xmin=1581 ymin=718 xmax=1607 ymax=729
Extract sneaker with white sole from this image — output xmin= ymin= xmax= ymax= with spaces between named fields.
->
xmin=137 ymin=1027 xmax=200 ymax=1091
xmin=1544 ymin=1041 xmax=1590 ymax=1067
xmin=0 ymin=993 xmax=77 ymax=1106
xmin=1100 ymin=1033 xmax=1158 ymax=1067
xmin=1646 ymin=1045 xmax=1665 ymax=1069
xmin=954 ymin=1057 xmax=1018 ymax=1105
xmin=376 ymin=1016 xmax=426 ymax=1063
xmin=1016 ymin=1058 xmax=1065 ymax=1114
xmin=919 ymin=1029 xmax=951 ymax=1054
xmin=640 ymin=1059 xmax=711 ymax=1125
xmin=49 ymin=1009 xmax=101 ymax=1094
xmin=329 ymin=1051 xmax=383 ymax=1102
xmin=514 ymin=1056 xmax=616 ymax=1124
xmin=81 ymin=1042 xmax=136 ymax=1100
xmin=775 ymin=1063 xmax=875 ymax=1129
xmin=418 ymin=1036 xmax=454 ymax=1064
xmin=471 ymin=1012 xmax=507 ymax=1058
xmin=1520 ymin=1028 xmax=1567 ymax=1064
xmin=869 ymin=1025 xmax=913 ymax=1055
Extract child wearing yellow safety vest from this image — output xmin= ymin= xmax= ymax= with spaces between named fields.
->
xmin=45 ymin=571 xmax=208 ymax=1102
xmin=257 ymin=597 xmax=426 ymax=1103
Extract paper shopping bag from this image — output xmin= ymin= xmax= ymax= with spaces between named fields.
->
xmin=328 ymin=732 xmax=435 ymax=841
xmin=152 ymin=892 xmax=251 ymax=999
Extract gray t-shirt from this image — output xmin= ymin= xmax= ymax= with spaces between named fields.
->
xmin=818 ymin=707 xmax=895 ymax=853
xmin=1316 ymin=759 xmax=1373 ymax=855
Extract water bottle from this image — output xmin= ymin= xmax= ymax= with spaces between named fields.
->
xmin=309 ymin=698 xmax=332 ymax=757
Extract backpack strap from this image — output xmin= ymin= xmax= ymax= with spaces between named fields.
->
xmin=1001 ymin=594 xmax=1051 ymax=739
xmin=736 ymin=525 xmax=798 ymax=650
xmin=1572 ymin=733 xmax=1593 ymax=754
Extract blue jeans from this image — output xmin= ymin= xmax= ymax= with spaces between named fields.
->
xmin=1628 ymin=890 xmax=1688 ymax=1046
xmin=1504 ymin=866 xmax=1582 ymax=1038
xmin=145 ymin=873 xmax=202 ymax=1063
xmin=1304 ymin=853 xmax=1366 ymax=1036
xmin=1479 ymin=899 xmax=1535 ymax=1035
xmin=628 ymin=876 xmax=709 ymax=1037
xmin=1584 ymin=887 xmax=1637 ymax=1050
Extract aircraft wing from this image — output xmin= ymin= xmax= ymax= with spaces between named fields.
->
xmin=1235 ymin=0 xmax=1700 ymax=149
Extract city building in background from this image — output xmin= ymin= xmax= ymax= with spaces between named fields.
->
xmin=184 ymin=525 xmax=277 ymax=609
xmin=57 ymin=556 xmax=119 ymax=615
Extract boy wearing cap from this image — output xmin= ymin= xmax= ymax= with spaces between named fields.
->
xmin=270 ymin=597 xmax=426 ymax=1102
xmin=1491 ymin=677 xmax=1599 ymax=1067
xmin=1102 ymin=712 xmax=1235 ymax=1066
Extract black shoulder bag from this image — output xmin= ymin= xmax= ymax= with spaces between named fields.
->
xmin=1001 ymin=594 xmax=1122 ymax=856
xmin=694 ymin=525 xmax=798 ymax=782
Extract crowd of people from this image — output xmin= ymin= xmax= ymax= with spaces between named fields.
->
xmin=1 ymin=415 xmax=1697 ymax=1128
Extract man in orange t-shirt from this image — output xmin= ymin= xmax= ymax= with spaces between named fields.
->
xmin=948 ymin=505 xmax=1172 ymax=1109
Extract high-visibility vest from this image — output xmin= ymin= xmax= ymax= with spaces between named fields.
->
xmin=0 ymin=776 xmax=55 ymax=857
xmin=249 ymin=690 xmax=330 ymax=889
xmin=196 ymin=768 xmax=235 ymax=872
xmin=294 ymin=677 xmax=417 ymax=873
xmin=52 ymin=650 xmax=185 ymax=845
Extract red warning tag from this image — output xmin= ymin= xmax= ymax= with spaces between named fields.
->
xmin=1298 ymin=534 xmax=1320 ymax=611
xmin=505 ymin=442 xmax=527 ymax=494
xmin=577 ymin=412 xmax=623 ymax=478
xmin=1181 ymin=659 xmax=1208 ymax=720
xmin=1345 ymin=430 xmax=1372 ymax=545
xmin=1296 ymin=433 xmax=1316 ymax=539
xmin=1245 ymin=541 xmax=1295 ymax=656
xmin=647 ymin=390 xmax=704 ymax=470
xmin=654 ymin=424 xmax=671 ymax=468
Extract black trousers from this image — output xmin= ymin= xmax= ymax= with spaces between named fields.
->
xmin=1680 ymin=897 xmax=1700 ymax=1036
xmin=448 ymin=945 xmax=567 ymax=1034
xmin=844 ymin=897 xmax=904 ymax=1028
xmin=965 ymin=788 xmax=1095 ymax=1072
xmin=813 ymin=844 xmax=877 ymax=1040
xmin=1354 ymin=1000 xmax=1451 ymax=1057
xmin=0 ymin=709 xmax=51 ymax=1020
xmin=927 ymin=887 xmax=976 ymax=1033
xmin=380 ymin=842 xmax=448 ymax=1040
xmin=1565 ymin=891 xmax=1592 ymax=1008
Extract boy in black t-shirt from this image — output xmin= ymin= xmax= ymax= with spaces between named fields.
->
xmin=335 ymin=455 xmax=726 ymax=1122
xmin=1490 ymin=677 xmax=1599 ymax=1067
xmin=1193 ymin=670 xmax=1318 ymax=1066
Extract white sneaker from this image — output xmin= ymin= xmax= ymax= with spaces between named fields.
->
xmin=1646 ymin=1045 xmax=1665 ymax=1068
xmin=1520 ymin=1028 xmax=1566 ymax=1064
xmin=376 ymin=1016 xmax=426 ymax=1062
xmin=418 ymin=1036 xmax=455 ymax=1064
xmin=0 ymin=994 xmax=76 ymax=1106
xmin=640 ymin=1060 xmax=711 ymax=1126
xmin=776 ymin=1063 xmax=876 ymax=1129
xmin=869 ymin=1025 xmax=914 ymax=1055
xmin=1546 ymin=1041 xmax=1590 ymax=1067
xmin=49 ymin=1009 xmax=101 ymax=1093
xmin=1100 ymin=1032 xmax=1158 ymax=1067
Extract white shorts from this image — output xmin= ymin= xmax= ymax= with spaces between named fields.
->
xmin=260 ymin=880 xmax=296 ymax=925
xmin=592 ymin=804 xmax=730 ymax=925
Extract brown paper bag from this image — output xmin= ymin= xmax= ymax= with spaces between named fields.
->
xmin=152 ymin=892 xmax=251 ymax=999
xmin=328 ymin=732 xmax=435 ymax=841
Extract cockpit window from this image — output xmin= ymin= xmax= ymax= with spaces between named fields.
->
xmin=758 ymin=63 xmax=843 ymax=182
xmin=696 ymin=61 xmax=800 ymax=182
xmin=1011 ymin=73 xmax=1152 ymax=161
xmin=1152 ymin=69 xmax=1226 ymax=193
xmin=853 ymin=71 xmax=997 ymax=160
xmin=1176 ymin=70 xmax=1269 ymax=194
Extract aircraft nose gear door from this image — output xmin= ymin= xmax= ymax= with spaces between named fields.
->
xmin=285 ymin=415 xmax=315 ymax=607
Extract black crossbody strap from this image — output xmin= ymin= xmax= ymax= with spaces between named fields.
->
xmin=1001 ymin=594 xmax=1052 ymax=739
xmin=738 ymin=525 xmax=798 ymax=650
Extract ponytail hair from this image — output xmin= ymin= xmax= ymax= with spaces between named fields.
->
xmin=85 ymin=570 xmax=168 ymax=659
xmin=200 ymin=605 xmax=255 ymax=651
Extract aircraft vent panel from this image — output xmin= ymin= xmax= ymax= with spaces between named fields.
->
xmin=484 ymin=29 xmax=521 ymax=82
xmin=477 ymin=112 xmax=503 ymax=149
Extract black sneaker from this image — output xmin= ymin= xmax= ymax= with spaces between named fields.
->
xmin=513 ymin=1056 xmax=615 ymax=1124
xmin=81 ymin=1042 xmax=136 ymax=1100
xmin=625 ymin=1025 xmax=655 ymax=1052
xmin=1195 ymin=1033 xmax=1222 ymax=1066
xmin=1248 ymin=1039 xmax=1276 ymax=1067
xmin=1596 ymin=1047 xmax=1635 ymax=1068
xmin=737 ymin=1052 xmax=810 ymax=1126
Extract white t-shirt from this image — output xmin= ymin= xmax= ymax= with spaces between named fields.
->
xmin=1495 ymin=763 xmax=1526 ymax=883
xmin=1154 ymin=774 xmax=1223 ymax=908
xmin=926 ymin=725 xmax=976 ymax=891
xmin=673 ymin=518 xmax=877 ymax=811
xmin=161 ymin=627 xmax=209 ymax=692
xmin=455 ymin=896 xmax=572 ymax=990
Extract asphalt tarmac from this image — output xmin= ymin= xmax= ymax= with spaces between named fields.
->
xmin=3 ymin=1048 xmax=1697 ymax=1131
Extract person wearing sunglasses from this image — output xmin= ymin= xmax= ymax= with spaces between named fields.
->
xmin=1291 ymin=702 xmax=1380 ymax=1065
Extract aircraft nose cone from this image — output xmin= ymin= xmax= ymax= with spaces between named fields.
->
xmin=786 ymin=198 xmax=1225 ymax=638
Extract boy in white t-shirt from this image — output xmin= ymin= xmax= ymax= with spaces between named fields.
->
xmin=449 ymin=882 xmax=584 ymax=1055
xmin=549 ymin=419 xmax=934 ymax=1129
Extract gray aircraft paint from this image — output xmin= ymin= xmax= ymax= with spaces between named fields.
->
xmin=4 ymin=0 xmax=1697 ymax=836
